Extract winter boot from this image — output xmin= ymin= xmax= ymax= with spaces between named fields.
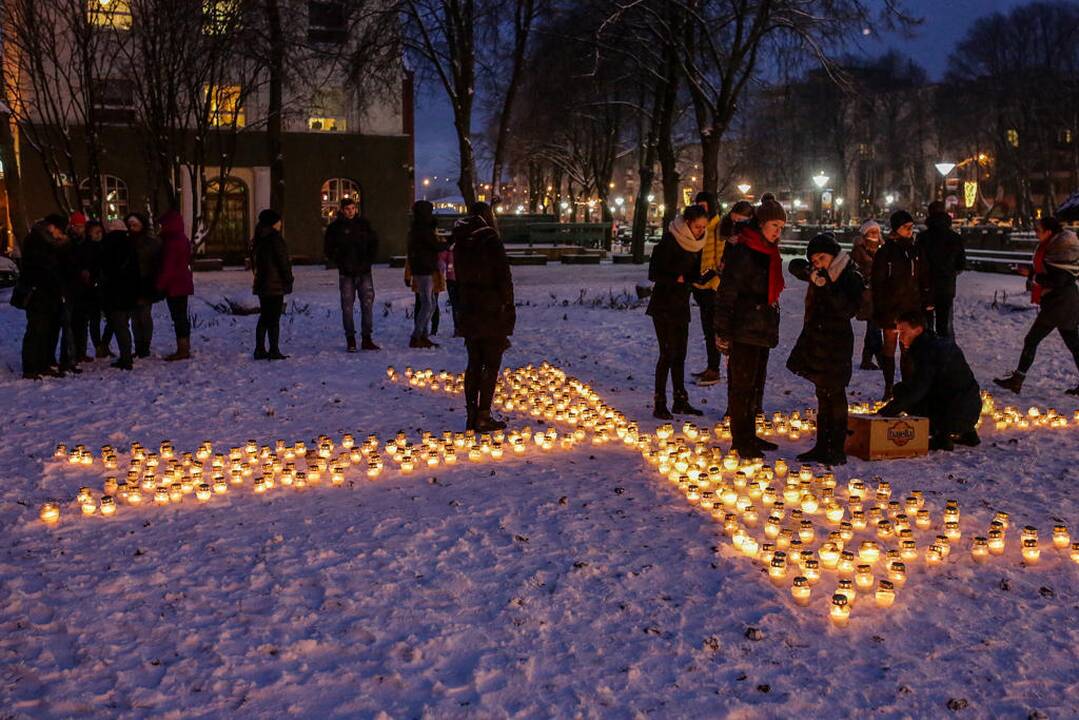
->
xmin=695 ymin=368 xmax=722 ymax=386
xmin=361 ymin=335 xmax=380 ymax=351
xmin=796 ymin=446 xmax=828 ymax=463
xmin=929 ymin=434 xmax=954 ymax=452
xmin=111 ymin=356 xmax=134 ymax=371
xmin=268 ymin=350 xmax=289 ymax=360
xmin=409 ymin=336 xmax=422 ymax=349
xmin=474 ymin=410 xmax=506 ymax=432
xmin=253 ymin=348 xmax=270 ymax=360
xmin=953 ymin=430 xmax=981 ymax=447
xmin=993 ymin=371 xmax=1025 ymax=395
xmin=880 ymin=356 xmax=896 ymax=402
xmin=164 ymin=337 xmax=191 ymax=362
xmin=653 ymin=394 xmax=673 ymax=420
xmin=672 ymin=391 xmax=703 ymax=416
xmin=859 ymin=349 xmax=878 ymax=370
xmin=346 ymin=335 xmax=358 ymax=353
xmin=95 ymin=344 xmax=111 ymax=359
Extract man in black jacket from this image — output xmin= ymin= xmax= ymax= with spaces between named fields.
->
xmin=19 ymin=215 xmax=68 ymax=379
xmin=324 ymin=197 xmax=379 ymax=351
xmin=879 ymin=311 xmax=981 ymax=451
xmin=920 ymin=201 xmax=966 ymax=339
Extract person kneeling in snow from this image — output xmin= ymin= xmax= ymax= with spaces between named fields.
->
xmin=786 ymin=233 xmax=865 ymax=465
xmin=879 ymin=310 xmax=981 ymax=451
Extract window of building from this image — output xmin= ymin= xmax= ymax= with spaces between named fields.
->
xmin=203 ymin=0 xmax=241 ymax=35
xmin=79 ymin=175 xmax=129 ymax=221
xmin=203 ymin=177 xmax=250 ymax=258
xmin=92 ymin=78 xmax=136 ymax=124
xmin=207 ymin=84 xmax=245 ymax=128
xmin=1059 ymin=128 xmax=1073 ymax=145
xmin=308 ymin=1 xmax=347 ymax=44
xmin=1006 ymin=128 xmax=1019 ymax=148
xmin=308 ymin=89 xmax=348 ymax=132
xmin=88 ymin=0 xmax=132 ymax=30
xmin=320 ymin=178 xmax=360 ymax=222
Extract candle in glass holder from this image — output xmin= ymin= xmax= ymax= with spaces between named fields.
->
xmin=925 ymin=544 xmax=944 ymax=567
xmin=769 ymin=557 xmax=788 ymax=586
xmin=39 ymin=503 xmax=60 ymax=524
xmin=837 ymin=551 xmax=856 ymax=577
xmin=830 ymin=594 xmax=850 ymax=627
xmin=154 ymin=488 xmax=169 ymax=505
xmin=195 ymin=483 xmax=212 ymax=501
xmin=858 ymin=540 xmax=881 ymax=565
xmin=854 ymin=564 xmax=875 ymax=591
xmin=1021 ymin=538 xmax=1040 ymax=565
xmin=799 ymin=520 xmax=815 ymax=544
xmin=887 ymin=561 xmax=907 ymax=588
xmin=994 ymin=511 xmax=1009 ymax=530
xmin=874 ymin=580 xmax=896 ymax=608
xmin=1052 ymin=525 xmax=1070 ymax=550
xmin=803 ymin=558 xmax=821 ymax=585
xmin=818 ymin=543 xmax=840 ymax=570
xmin=915 ymin=509 xmax=932 ymax=530
xmin=971 ymin=536 xmax=989 ymax=563
xmin=988 ymin=529 xmax=1005 ymax=555
xmin=100 ymin=495 xmax=116 ymax=516
xmin=836 ymin=578 xmax=857 ymax=606
xmin=1070 ymin=543 xmax=1079 ymax=565
xmin=791 ymin=576 xmax=811 ymax=606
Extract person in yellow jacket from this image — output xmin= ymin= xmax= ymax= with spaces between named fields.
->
xmin=691 ymin=193 xmax=753 ymax=385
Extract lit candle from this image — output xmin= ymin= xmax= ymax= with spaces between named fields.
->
xmin=791 ymin=576 xmax=811 ymax=606
xmin=196 ymin=483 xmax=212 ymax=502
xmin=39 ymin=503 xmax=60 ymax=524
xmin=799 ymin=520 xmax=815 ymax=544
xmin=1070 ymin=543 xmax=1079 ymax=565
xmin=971 ymin=536 xmax=989 ymax=563
xmin=925 ymin=544 xmax=944 ymax=567
xmin=830 ymin=594 xmax=850 ymax=627
xmin=836 ymin=578 xmax=857 ymax=606
xmin=988 ymin=529 xmax=1005 ymax=555
xmin=837 ymin=551 xmax=856 ymax=577
xmin=1021 ymin=538 xmax=1040 ymax=565
xmin=887 ymin=561 xmax=907 ymax=588
xmin=854 ymin=564 xmax=875 ymax=591
xmin=768 ymin=557 xmax=788 ymax=586
xmin=818 ymin=543 xmax=840 ymax=569
xmin=100 ymin=495 xmax=116 ymax=516
xmin=874 ymin=580 xmax=896 ymax=608
xmin=858 ymin=540 xmax=881 ymax=565
xmin=803 ymin=559 xmax=821 ymax=585
xmin=1052 ymin=525 xmax=1070 ymax=550
xmin=915 ymin=509 xmax=932 ymax=530
xmin=81 ymin=498 xmax=97 ymax=516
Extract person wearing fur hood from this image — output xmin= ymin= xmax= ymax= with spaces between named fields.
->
xmin=787 ymin=233 xmax=866 ymax=465
xmin=647 ymin=205 xmax=709 ymax=419
xmin=994 ymin=216 xmax=1079 ymax=396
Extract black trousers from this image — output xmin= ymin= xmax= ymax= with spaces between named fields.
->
xmin=691 ymin=287 xmax=720 ymax=372
xmin=256 ymin=295 xmax=285 ymax=352
xmin=653 ymin=317 xmax=689 ymax=399
xmin=57 ymin=301 xmax=77 ymax=368
xmin=108 ymin=310 xmax=134 ymax=361
xmin=815 ymin=385 xmax=849 ymax=455
xmin=22 ymin=306 xmax=60 ymax=376
xmin=132 ymin=303 xmax=154 ymax=356
xmin=73 ymin=295 xmax=103 ymax=358
xmin=728 ymin=342 xmax=770 ymax=450
xmin=464 ymin=336 xmax=506 ymax=414
xmin=1018 ymin=308 xmax=1079 ymax=375
xmin=166 ymin=296 xmax=190 ymax=340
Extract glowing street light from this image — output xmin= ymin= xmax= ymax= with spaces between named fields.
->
xmin=935 ymin=162 xmax=956 ymax=177
xmin=614 ymin=197 xmax=625 ymax=207
xmin=737 ymin=183 xmax=752 ymax=195
xmin=647 ymin=194 xmax=655 ymax=203
xmin=812 ymin=172 xmax=830 ymax=190
xmin=885 ymin=194 xmax=895 ymax=206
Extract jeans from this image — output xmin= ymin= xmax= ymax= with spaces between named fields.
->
xmin=464 ymin=337 xmax=507 ymax=415
xmin=22 ymin=306 xmax=60 ymax=376
xmin=728 ymin=342 xmax=770 ymax=451
xmin=412 ymin=275 xmax=436 ymax=340
xmin=931 ymin=294 xmax=955 ymax=340
xmin=166 ymin=296 xmax=190 ymax=340
xmin=1018 ymin=310 xmax=1079 ymax=374
xmin=133 ymin=303 xmax=154 ymax=357
xmin=256 ymin=295 xmax=285 ymax=353
xmin=107 ymin=310 xmax=134 ymax=362
xmin=653 ymin=317 xmax=689 ymax=399
xmin=339 ymin=272 xmax=374 ymax=339
xmin=691 ymin=287 xmax=720 ymax=372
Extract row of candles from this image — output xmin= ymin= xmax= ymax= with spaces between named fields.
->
xmin=39 ymin=363 xmax=1077 ymax=630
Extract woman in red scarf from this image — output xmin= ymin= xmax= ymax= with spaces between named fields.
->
xmin=994 ymin=216 xmax=1079 ymax=395
xmin=714 ymin=199 xmax=786 ymax=458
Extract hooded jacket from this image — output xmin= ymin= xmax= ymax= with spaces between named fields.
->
xmin=871 ymin=234 xmax=931 ymax=327
xmin=324 ymin=213 xmax=378 ymax=274
xmin=19 ymin=223 xmax=64 ymax=312
xmin=452 ymin=214 xmax=515 ymax=339
xmin=155 ymin=210 xmax=194 ymax=298
xmin=919 ymin=212 xmax=966 ymax=298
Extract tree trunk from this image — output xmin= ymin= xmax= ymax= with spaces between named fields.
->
xmin=490 ymin=0 xmax=534 ymax=193
xmin=266 ymin=0 xmax=285 ymax=214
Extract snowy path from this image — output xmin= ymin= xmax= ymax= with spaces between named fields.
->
xmin=1 ymin=263 xmax=1076 ymax=718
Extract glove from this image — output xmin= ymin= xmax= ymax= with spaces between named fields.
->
xmin=715 ymin=336 xmax=730 ymax=354
xmin=698 ymin=269 xmax=717 ymax=283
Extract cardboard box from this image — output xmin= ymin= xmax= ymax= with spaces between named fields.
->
xmin=845 ymin=414 xmax=929 ymax=460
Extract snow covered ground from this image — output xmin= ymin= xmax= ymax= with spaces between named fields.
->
xmin=0 ymin=260 xmax=1076 ymax=718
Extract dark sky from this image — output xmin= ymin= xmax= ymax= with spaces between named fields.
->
xmin=413 ymin=0 xmax=1029 ymax=183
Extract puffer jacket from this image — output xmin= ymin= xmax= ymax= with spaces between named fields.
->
xmin=324 ymin=214 xmax=378 ymax=274
xmin=871 ymin=234 xmax=931 ymax=327
xmin=452 ymin=215 xmax=515 ymax=339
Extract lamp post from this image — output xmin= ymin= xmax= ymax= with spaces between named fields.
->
xmin=835 ymin=196 xmax=845 ymax=226
xmin=934 ymin=162 xmax=956 ymax=201
xmin=812 ymin=172 xmax=829 ymax=225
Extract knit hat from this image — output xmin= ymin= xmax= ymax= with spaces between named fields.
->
xmin=731 ymin=200 xmax=753 ymax=217
xmin=755 ymin=199 xmax=787 ymax=225
xmin=694 ymin=191 xmax=718 ymax=218
xmin=760 ymin=192 xmax=777 ymax=204
xmin=806 ymin=232 xmax=841 ymax=259
xmin=889 ymin=209 xmax=914 ymax=232
xmin=859 ymin=219 xmax=881 ymax=237
xmin=43 ymin=213 xmax=68 ymax=231
xmin=69 ymin=211 xmax=88 ymax=226
xmin=258 ymin=209 xmax=281 ymax=227
xmin=927 ymin=200 xmax=946 ymax=216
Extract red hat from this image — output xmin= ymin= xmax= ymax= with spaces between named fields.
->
xmin=69 ymin=211 xmax=88 ymax=226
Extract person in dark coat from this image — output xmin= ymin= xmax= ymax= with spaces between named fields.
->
xmin=648 ymin=205 xmax=708 ymax=419
xmin=126 ymin=212 xmax=161 ymax=358
xmin=787 ymin=233 xmax=865 ymax=465
xmin=407 ymin=200 xmax=448 ymax=348
xmin=251 ymin=209 xmax=293 ymax=360
xmin=72 ymin=220 xmax=105 ymax=361
xmin=452 ymin=202 xmax=515 ymax=432
xmin=99 ymin=219 xmax=141 ymax=369
xmin=53 ymin=222 xmax=82 ymax=373
xmin=715 ymin=199 xmax=787 ymax=458
xmin=852 ymin=219 xmax=883 ymax=370
xmin=880 ymin=311 xmax=981 ymax=451
xmin=920 ymin=201 xmax=966 ymax=339
xmin=994 ymin=216 xmax=1079 ymax=395
xmin=155 ymin=209 xmax=195 ymax=361
xmin=324 ymin=197 xmax=379 ymax=352
xmin=18 ymin=216 xmax=67 ymax=379
xmin=871 ymin=209 xmax=932 ymax=401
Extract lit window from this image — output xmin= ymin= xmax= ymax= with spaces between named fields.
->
xmin=1059 ymin=128 xmax=1073 ymax=145
xmin=79 ymin=175 xmax=129 ymax=221
xmin=1006 ymin=129 xmax=1019 ymax=148
xmin=308 ymin=89 xmax=348 ymax=132
xmin=308 ymin=117 xmax=346 ymax=132
xmin=207 ymin=85 xmax=245 ymax=127
xmin=204 ymin=0 xmax=240 ymax=35
xmin=88 ymin=0 xmax=132 ymax=30
xmin=320 ymin=178 xmax=360 ymax=222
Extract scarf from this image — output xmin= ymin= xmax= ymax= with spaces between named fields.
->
xmin=740 ymin=226 xmax=784 ymax=304
xmin=1032 ymin=240 xmax=1048 ymax=305
xmin=669 ymin=216 xmax=706 ymax=254
xmin=810 ymin=250 xmax=851 ymax=287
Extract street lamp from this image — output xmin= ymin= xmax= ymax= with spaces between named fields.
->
xmin=885 ymin=194 xmax=895 ymax=207
xmin=812 ymin=172 xmax=830 ymax=225
xmin=737 ymin=183 xmax=752 ymax=196
xmin=935 ymin=161 xmax=956 ymax=200
xmin=812 ymin=172 xmax=829 ymax=190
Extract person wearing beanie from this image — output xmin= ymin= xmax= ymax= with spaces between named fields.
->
xmin=871 ymin=208 xmax=931 ymax=401
xmin=852 ymin=219 xmax=883 ymax=370
xmin=689 ymin=192 xmax=725 ymax=386
xmin=714 ymin=199 xmax=787 ymax=458
xmin=324 ymin=197 xmax=380 ymax=352
xmin=920 ymin=201 xmax=966 ymax=339
xmin=125 ymin=212 xmax=161 ymax=359
xmin=251 ymin=208 xmax=293 ymax=360
xmin=759 ymin=192 xmax=777 ymax=205
xmin=648 ymin=205 xmax=709 ymax=419
xmin=155 ymin=209 xmax=195 ymax=361
xmin=786 ymin=233 xmax=865 ymax=465
xmin=994 ymin=216 xmax=1079 ymax=396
